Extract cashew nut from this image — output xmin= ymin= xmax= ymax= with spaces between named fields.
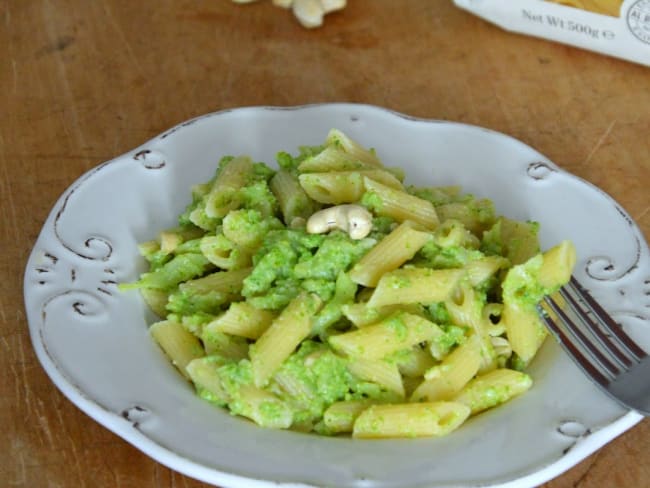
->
xmin=292 ymin=0 xmax=346 ymax=27
xmin=319 ymin=0 xmax=347 ymax=14
xmin=306 ymin=204 xmax=373 ymax=240
xmin=231 ymin=0 xmax=347 ymax=29
xmin=292 ymin=0 xmax=325 ymax=28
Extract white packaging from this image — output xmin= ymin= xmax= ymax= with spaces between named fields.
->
xmin=453 ymin=0 xmax=650 ymax=66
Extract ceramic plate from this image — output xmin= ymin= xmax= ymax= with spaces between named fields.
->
xmin=24 ymin=104 xmax=650 ymax=488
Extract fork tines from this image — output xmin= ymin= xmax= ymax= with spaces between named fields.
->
xmin=537 ymin=276 xmax=649 ymax=414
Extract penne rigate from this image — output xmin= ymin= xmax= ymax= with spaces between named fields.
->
xmin=363 ymin=177 xmax=440 ymax=229
xmin=349 ymin=221 xmax=432 ymax=287
xmin=124 ymin=128 xmax=575 ymax=438
xmin=368 ymin=268 xmax=465 ymax=308
xmin=352 ymin=402 xmax=471 ymax=438
xmin=329 ymin=311 xmax=444 ymax=359
xmin=150 ymin=320 xmax=205 ymax=379
xmin=251 ymin=292 xmax=322 ymax=387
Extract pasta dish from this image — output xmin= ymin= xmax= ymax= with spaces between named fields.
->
xmin=122 ymin=130 xmax=576 ymax=438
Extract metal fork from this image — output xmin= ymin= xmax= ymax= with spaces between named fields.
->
xmin=537 ymin=276 xmax=650 ymax=416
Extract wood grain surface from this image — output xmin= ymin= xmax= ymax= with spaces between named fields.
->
xmin=1 ymin=1 xmax=649 ymax=487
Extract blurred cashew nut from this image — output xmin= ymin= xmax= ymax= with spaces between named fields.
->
xmin=292 ymin=0 xmax=325 ymax=28
xmin=233 ymin=0 xmax=347 ymax=29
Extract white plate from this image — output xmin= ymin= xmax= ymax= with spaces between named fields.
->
xmin=24 ymin=104 xmax=650 ymax=488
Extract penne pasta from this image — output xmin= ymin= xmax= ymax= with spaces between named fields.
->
xmin=186 ymin=356 xmax=231 ymax=406
xmin=159 ymin=231 xmax=183 ymax=254
xmin=363 ymin=177 xmax=439 ymax=229
xmin=367 ymin=268 xmax=464 ymax=308
xmin=150 ymin=320 xmax=205 ymax=379
xmin=180 ymin=267 xmax=252 ymax=296
xmin=445 ymin=283 xmax=496 ymax=372
xmin=482 ymin=303 xmax=506 ymax=337
xmin=394 ymin=345 xmax=437 ymax=378
xmin=298 ymin=145 xmax=375 ymax=173
xmin=502 ymin=300 xmax=547 ymax=363
xmin=297 ymin=167 xmax=404 ymax=206
xmin=501 ymin=242 xmax=576 ymax=362
xmin=464 ymin=255 xmax=509 ymax=287
xmin=200 ymin=234 xmax=252 ymax=270
xmin=411 ymin=335 xmax=482 ymax=402
xmin=484 ymin=217 xmax=540 ymax=265
xmin=326 ymin=128 xmax=382 ymax=167
xmin=453 ymin=368 xmax=533 ymax=415
xmin=329 ymin=311 xmax=444 ymax=359
xmin=299 ymin=171 xmax=364 ymax=204
xmin=341 ymin=302 xmax=422 ymax=328
xmin=205 ymin=156 xmax=253 ymax=218
xmin=432 ymin=219 xmax=480 ymax=249
xmin=347 ymin=357 xmax=405 ymax=398
xmin=273 ymin=369 xmax=318 ymax=409
xmin=349 ymin=221 xmax=432 ymax=287
xmin=251 ymin=293 xmax=322 ymax=387
xmin=357 ymin=169 xmax=404 ymax=190
xmin=538 ymin=240 xmax=577 ymax=289
xmin=126 ymin=128 xmax=577 ymax=438
xmin=139 ymin=288 xmax=169 ymax=318
xmin=352 ymin=402 xmax=471 ymax=438
xmin=491 ymin=336 xmax=512 ymax=362
xmin=435 ymin=199 xmax=495 ymax=236
xmin=205 ymin=302 xmax=275 ymax=340
xmin=201 ymin=328 xmax=249 ymax=360
xmin=270 ymin=169 xmax=317 ymax=225
xmin=323 ymin=400 xmax=375 ymax=434
xmin=234 ymin=385 xmax=294 ymax=429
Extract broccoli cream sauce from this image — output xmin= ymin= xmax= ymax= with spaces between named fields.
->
xmin=243 ymin=229 xmax=374 ymax=311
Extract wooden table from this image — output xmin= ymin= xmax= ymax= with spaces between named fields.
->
xmin=2 ymin=1 xmax=648 ymax=486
